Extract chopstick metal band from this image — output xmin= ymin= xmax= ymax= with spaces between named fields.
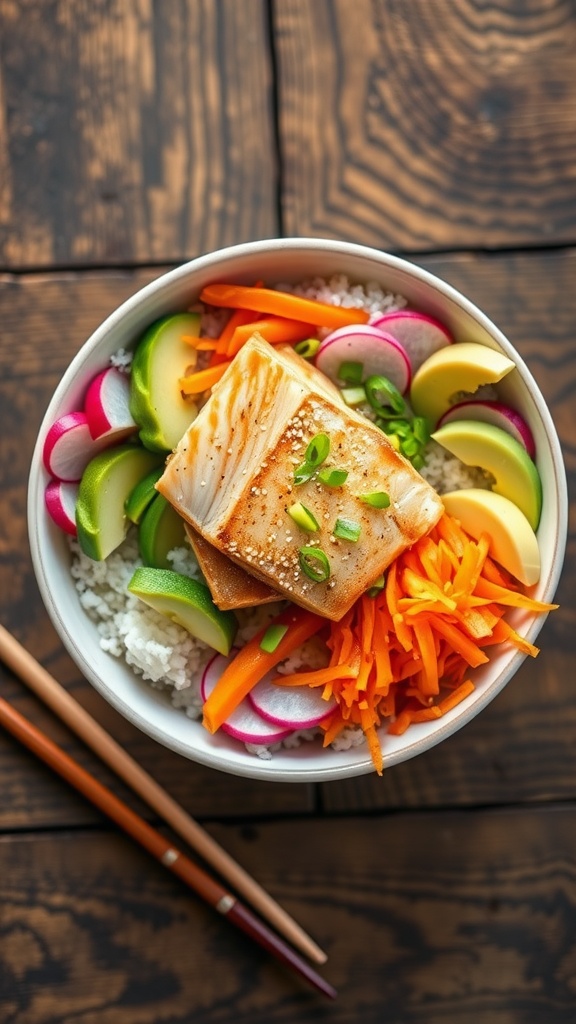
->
xmin=161 ymin=848 xmax=180 ymax=867
xmin=216 ymin=894 xmax=236 ymax=915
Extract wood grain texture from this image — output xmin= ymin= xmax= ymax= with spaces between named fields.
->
xmin=274 ymin=0 xmax=576 ymax=249
xmin=3 ymin=807 xmax=576 ymax=1022
xmin=0 ymin=0 xmax=277 ymax=269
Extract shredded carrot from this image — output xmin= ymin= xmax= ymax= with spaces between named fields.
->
xmin=179 ymin=361 xmax=232 ymax=395
xmin=201 ymin=513 xmax=558 ymax=774
xmin=199 ymin=283 xmax=370 ymax=329
xmin=202 ymin=608 xmax=325 ymax=734
xmin=226 ymin=316 xmax=315 ymax=357
xmin=181 ymin=336 xmax=219 ymax=351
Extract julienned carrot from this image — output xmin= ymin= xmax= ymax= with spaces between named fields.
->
xmin=202 ymin=608 xmax=325 ymax=734
xmin=226 ymin=317 xmax=315 ymax=357
xmin=179 ymin=361 xmax=232 ymax=395
xmin=200 ymin=283 xmax=370 ymax=329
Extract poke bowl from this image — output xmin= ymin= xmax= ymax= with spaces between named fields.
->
xmin=28 ymin=239 xmax=567 ymax=782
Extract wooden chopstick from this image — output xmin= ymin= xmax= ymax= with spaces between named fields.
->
xmin=0 ymin=623 xmax=326 ymax=964
xmin=0 ymin=693 xmax=336 ymax=999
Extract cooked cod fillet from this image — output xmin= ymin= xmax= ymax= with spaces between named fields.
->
xmin=157 ymin=335 xmax=443 ymax=620
xmin=184 ymin=523 xmax=280 ymax=610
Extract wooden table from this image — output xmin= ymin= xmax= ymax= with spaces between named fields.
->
xmin=1 ymin=3 xmax=574 ymax=1020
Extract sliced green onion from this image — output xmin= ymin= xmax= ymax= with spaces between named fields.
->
xmin=341 ymin=385 xmax=367 ymax=407
xmin=383 ymin=418 xmax=412 ymax=438
xmin=333 ymin=517 xmax=361 ymax=542
xmin=364 ymin=375 xmax=405 ymax=415
xmin=400 ymin=436 xmax=420 ymax=459
xmin=288 ymin=501 xmax=320 ymax=532
xmin=305 ymin=432 xmax=330 ymax=467
xmin=293 ymin=462 xmax=315 ymax=485
xmin=412 ymin=416 xmax=430 ymax=445
xmin=338 ymin=360 xmax=364 ymax=385
xmin=359 ymin=491 xmax=390 ymax=509
xmin=259 ymin=624 xmax=288 ymax=653
xmin=412 ymin=452 xmax=425 ymax=471
xmin=367 ymin=573 xmax=385 ymax=597
xmin=318 ymin=466 xmax=349 ymax=488
xmin=299 ymin=546 xmax=331 ymax=582
xmin=294 ymin=338 xmax=320 ymax=359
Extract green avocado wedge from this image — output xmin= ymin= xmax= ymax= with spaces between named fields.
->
xmin=138 ymin=493 xmax=187 ymax=570
xmin=431 ymin=420 xmax=542 ymax=530
xmin=130 ymin=313 xmax=201 ymax=452
xmin=125 ymin=466 xmax=164 ymax=524
xmin=76 ymin=445 xmax=163 ymax=560
xmin=128 ymin=567 xmax=237 ymax=656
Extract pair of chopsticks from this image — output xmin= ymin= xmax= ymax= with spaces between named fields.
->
xmin=0 ymin=624 xmax=335 ymax=1000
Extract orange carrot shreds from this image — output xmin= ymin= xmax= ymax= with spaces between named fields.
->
xmin=408 ymin=706 xmax=443 ymax=724
xmin=321 ymin=710 xmax=348 ymax=747
xmin=226 ymin=317 xmax=315 ymax=357
xmin=202 ymin=607 xmax=325 ymax=734
xmin=213 ymin=306 xmax=257 ymax=355
xmin=434 ymin=510 xmax=467 ymax=558
xmin=474 ymin=576 xmax=559 ymax=612
xmin=179 ymin=361 xmax=232 ymax=395
xmin=199 ymin=283 xmax=371 ymax=329
xmin=401 ymin=567 xmax=458 ymax=611
xmin=426 ymin=614 xmax=490 ymax=668
xmin=360 ymin=714 xmax=384 ymax=776
xmin=412 ymin=619 xmax=439 ymax=695
xmin=480 ymin=618 xmax=541 ymax=657
xmin=481 ymin=552 xmax=521 ymax=589
xmin=272 ymin=664 xmax=358 ymax=688
xmin=387 ymin=709 xmax=412 ymax=736
xmin=181 ymin=335 xmax=219 ymax=351
xmin=437 ymin=680 xmax=476 ymax=715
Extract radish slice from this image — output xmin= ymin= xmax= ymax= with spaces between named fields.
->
xmin=84 ymin=366 xmax=137 ymax=441
xmin=45 ymin=480 xmax=79 ymax=536
xmin=315 ymin=324 xmax=412 ymax=394
xmin=42 ymin=411 xmax=119 ymax=482
xmin=249 ymin=674 xmax=336 ymax=729
xmin=437 ymin=400 xmax=536 ymax=458
xmin=369 ymin=310 xmax=452 ymax=372
xmin=201 ymin=653 xmax=293 ymax=745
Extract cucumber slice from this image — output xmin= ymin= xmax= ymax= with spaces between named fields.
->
xmin=125 ymin=466 xmax=164 ymax=524
xmin=138 ymin=493 xmax=187 ymax=569
xmin=130 ymin=313 xmax=201 ymax=452
xmin=76 ymin=445 xmax=162 ymax=560
xmin=128 ymin=567 xmax=237 ymax=655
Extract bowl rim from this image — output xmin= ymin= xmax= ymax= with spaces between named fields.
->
xmin=28 ymin=238 xmax=568 ymax=781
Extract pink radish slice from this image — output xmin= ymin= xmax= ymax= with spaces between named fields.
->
xmin=201 ymin=653 xmax=293 ymax=745
xmin=437 ymin=400 xmax=536 ymax=458
xmin=369 ymin=310 xmax=452 ymax=372
xmin=84 ymin=366 xmax=137 ymax=441
xmin=42 ymin=411 xmax=121 ymax=482
xmin=45 ymin=479 xmax=79 ymax=536
xmin=249 ymin=674 xmax=336 ymax=729
xmin=314 ymin=324 xmax=412 ymax=394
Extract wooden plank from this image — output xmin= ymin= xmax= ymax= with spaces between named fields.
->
xmin=0 ymin=269 xmax=313 ymax=827
xmin=2 ymin=805 xmax=576 ymax=1021
xmin=274 ymin=0 xmax=576 ymax=249
xmin=324 ymin=247 xmax=575 ymax=812
xmin=0 ymin=0 xmax=277 ymax=269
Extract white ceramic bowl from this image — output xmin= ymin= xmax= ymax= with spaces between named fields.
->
xmin=28 ymin=239 xmax=567 ymax=782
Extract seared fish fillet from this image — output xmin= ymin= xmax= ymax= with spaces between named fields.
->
xmin=184 ymin=524 xmax=280 ymax=610
xmin=157 ymin=335 xmax=443 ymax=621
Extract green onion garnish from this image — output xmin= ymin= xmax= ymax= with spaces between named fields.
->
xmin=299 ymin=547 xmax=331 ymax=582
xmin=359 ymin=491 xmax=390 ymax=509
xmin=259 ymin=624 xmax=288 ymax=654
xmin=341 ymin=385 xmax=367 ymax=407
xmin=338 ymin=360 xmax=364 ymax=385
xmin=318 ymin=467 xmax=349 ymax=488
xmin=412 ymin=416 xmax=430 ymax=445
xmin=294 ymin=338 xmax=320 ymax=359
xmin=288 ymin=501 xmax=320 ymax=532
xmin=367 ymin=573 xmax=385 ymax=597
xmin=293 ymin=462 xmax=315 ymax=485
xmin=333 ymin=517 xmax=361 ymax=542
xmin=400 ymin=436 xmax=420 ymax=459
xmin=305 ymin=432 xmax=330 ymax=467
xmin=364 ymin=375 xmax=405 ymax=415
xmin=412 ymin=452 xmax=425 ymax=470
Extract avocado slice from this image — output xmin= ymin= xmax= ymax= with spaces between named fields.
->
xmin=125 ymin=466 xmax=165 ymax=524
xmin=128 ymin=566 xmax=237 ymax=655
xmin=138 ymin=493 xmax=187 ymax=570
xmin=76 ymin=445 xmax=163 ymax=560
xmin=130 ymin=313 xmax=201 ymax=452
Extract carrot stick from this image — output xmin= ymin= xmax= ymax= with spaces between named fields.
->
xmin=473 ymin=576 xmax=559 ymax=612
xmin=437 ymin=680 xmax=475 ymax=715
xmin=179 ymin=362 xmax=232 ymax=395
xmin=226 ymin=317 xmax=315 ymax=357
xmin=202 ymin=608 xmax=325 ymax=734
xmin=181 ymin=336 xmax=219 ymax=351
xmin=272 ymin=665 xmax=357 ymax=688
xmin=200 ymin=283 xmax=370 ymax=329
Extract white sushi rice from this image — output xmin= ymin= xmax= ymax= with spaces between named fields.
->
xmin=70 ymin=275 xmax=490 ymax=759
